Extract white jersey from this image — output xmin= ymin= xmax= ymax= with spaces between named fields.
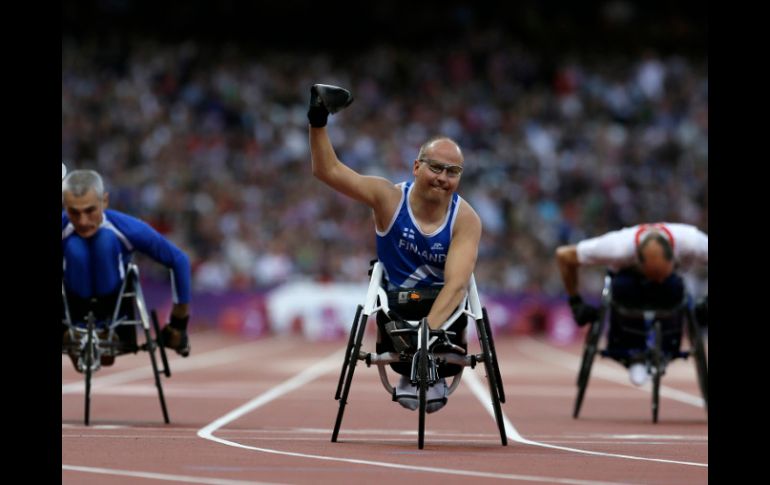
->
xmin=576 ymin=222 xmax=708 ymax=272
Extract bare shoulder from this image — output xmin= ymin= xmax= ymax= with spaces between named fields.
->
xmin=454 ymin=198 xmax=482 ymax=235
xmin=367 ymin=176 xmax=406 ymax=230
xmin=367 ymin=175 xmax=404 ymax=208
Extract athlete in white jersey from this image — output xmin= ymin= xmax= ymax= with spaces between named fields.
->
xmin=555 ymin=222 xmax=708 ymax=385
xmin=308 ymin=84 xmax=482 ymax=412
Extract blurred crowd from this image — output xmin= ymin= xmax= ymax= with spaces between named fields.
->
xmin=62 ymin=30 xmax=707 ymax=297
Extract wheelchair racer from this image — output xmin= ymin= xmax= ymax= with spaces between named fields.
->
xmin=62 ymin=169 xmax=192 ymax=369
xmin=555 ymin=222 xmax=708 ymax=385
xmin=308 ymin=84 xmax=482 ymax=413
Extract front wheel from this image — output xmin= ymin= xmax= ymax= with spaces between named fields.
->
xmin=417 ymin=318 xmax=429 ymax=450
xmin=573 ymin=312 xmax=604 ymax=419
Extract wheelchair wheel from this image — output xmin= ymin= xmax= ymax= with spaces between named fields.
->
xmin=476 ymin=316 xmax=508 ymax=446
xmin=84 ymin=313 xmax=95 ymax=426
xmin=482 ymin=308 xmax=505 ymax=403
xmin=417 ymin=318 xmax=429 ymax=450
xmin=151 ymin=310 xmax=171 ymax=378
xmin=573 ymin=306 xmax=605 ymax=419
xmin=144 ymin=316 xmax=170 ymax=424
xmin=685 ymin=306 xmax=708 ymax=414
xmin=331 ymin=305 xmax=367 ymax=443
xmin=335 ymin=305 xmax=362 ymax=401
xmin=651 ymin=321 xmax=662 ymax=424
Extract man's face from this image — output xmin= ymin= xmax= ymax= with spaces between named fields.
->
xmin=412 ymin=140 xmax=464 ymax=202
xmin=638 ymin=239 xmax=674 ymax=283
xmin=63 ymin=189 xmax=107 ymax=238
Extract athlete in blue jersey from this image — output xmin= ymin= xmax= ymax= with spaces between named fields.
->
xmin=62 ymin=170 xmax=192 ymax=361
xmin=376 ymin=179 xmax=461 ymax=291
xmin=308 ymin=85 xmax=482 ymax=412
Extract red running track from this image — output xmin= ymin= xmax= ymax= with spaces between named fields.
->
xmin=62 ymin=328 xmax=707 ymax=484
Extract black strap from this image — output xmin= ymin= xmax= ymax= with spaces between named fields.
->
xmin=387 ymin=287 xmax=442 ymax=305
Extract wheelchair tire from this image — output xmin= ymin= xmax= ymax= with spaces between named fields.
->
xmin=685 ymin=306 xmax=708 ymax=414
xmin=476 ymin=316 xmax=508 ymax=446
xmin=331 ymin=306 xmax=368 ymax=443
xmin=151 ymin=310 xmax=171 ymax=378
xmin=482 ymin=307 xmax=505 ymax=403
xmin=335 ymin=305 xmax=362 ymax=401
xmin=417 ymin=318 xmax=428 ymax=450
xmin=84 ymin=313 xmax=95 ymax=426
xmin=573 ymin=306 xmax=605 ymax=419
xmin=144 ymin=320 xmax=170 ymax=424
xmin=651 ymin=321 xmax=662 ymax=424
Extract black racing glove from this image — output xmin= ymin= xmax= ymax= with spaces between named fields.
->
xmin=307 ymin=84 xmax=354 ymax=127
xmin=307 ymin=86 xmax=330 ymax=127
xmin=695 ymin=295 xmax=708 ymax=328
xmin=161 ymin=315 xmax=190 ymax=357
xmin=568 ymin=295 xmax=599 ymax=327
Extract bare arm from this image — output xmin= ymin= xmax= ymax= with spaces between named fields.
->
xmin=309 ymin=126 xmax=399 ymax=222
xmin=555 ymin=245 xmax=580 ymax=296
xmin=425 ymin=202 xmax=482 ymax=329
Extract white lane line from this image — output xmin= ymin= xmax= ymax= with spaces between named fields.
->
xmin=197 ymin=349 xmax=343 ymax=440
xmin=517 ymin=337 xmax=706 ymax=408
xmin=197 ymin=349 xmax=632 ymax=485
xmin=62 ymin=340 xmax=292 ymax=394
xmin=462 ymin=370 xmax=707 ymax=468
xmin=62 ymin=464 xmax=281 ymax=484
xmin=592 ymin=434 xmax=708 ymax=441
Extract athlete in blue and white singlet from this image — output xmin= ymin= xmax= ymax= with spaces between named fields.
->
xmin=376 ymin=181 xmax=462 ymax=290
xmin=310 ymin=125 xmax=481 ymax=330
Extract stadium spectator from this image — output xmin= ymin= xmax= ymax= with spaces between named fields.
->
xmin=61 ymin=34 xmax=707 ymax=302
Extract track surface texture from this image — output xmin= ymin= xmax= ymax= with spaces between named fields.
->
xmin=63 ymin=329 xmax=708 ymax=484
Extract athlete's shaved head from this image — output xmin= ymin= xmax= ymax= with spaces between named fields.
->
xmin=636 ymin=232 xmax=675 ymax=283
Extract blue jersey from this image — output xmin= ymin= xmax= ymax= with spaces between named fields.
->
xmin=62 ymin=209 xmax=191 ymax=303
xmin=376 ymin=181 xmax=461 ymax=290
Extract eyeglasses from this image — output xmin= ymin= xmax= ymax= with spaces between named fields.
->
xmin=418 ymin=159 xmax=464 ymax=177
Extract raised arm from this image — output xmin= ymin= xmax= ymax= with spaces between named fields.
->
xmin=309 ymin=126 xmax=395 ymax=211
xmin=425 ymin=202 xmax=481 ymax=329
xmin=307 ymin=84 xmax=400 ymax=228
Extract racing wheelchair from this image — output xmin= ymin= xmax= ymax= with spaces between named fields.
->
xmin=573 ymin=274 xmax=708 ymax=423
xmin=62 ymin=261 xmax=173 ymax=425
xmin=331 ymin=261 xmax=507 ymax=449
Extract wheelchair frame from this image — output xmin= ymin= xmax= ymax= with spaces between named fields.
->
xmin=62 ymin=262 xmax=172 ymax=425
xmin=331 ymin=261 xmax=507 ymax=449
xmin=573 ymin=274 xmax=708 ymax=423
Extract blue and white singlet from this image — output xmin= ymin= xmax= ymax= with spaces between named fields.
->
xmin=376 ymin=181 xmax=461 ymax=290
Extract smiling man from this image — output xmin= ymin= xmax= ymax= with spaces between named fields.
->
xmin=307 ymin=84 xmax=482 ymax=413
xmin=62 ymin=169 xmax=192 ymax=366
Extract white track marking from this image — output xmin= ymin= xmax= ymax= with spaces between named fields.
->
xmin=197 ymin=350 xmax=343 ymax=439
xmin=591 ymin=434 xmax=707 ymax=441
xmin=62 ymin=340 xmax=292 ymax=394
xmin=462 ymin=370 xmax=707 ymax=468
xmin=197 ymin=350 xmax=634 ymax=484
xmin=62 ymin=464 xmax=280 ymax=484
xmin=516 ymin=337 xmax=706 ymax=407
